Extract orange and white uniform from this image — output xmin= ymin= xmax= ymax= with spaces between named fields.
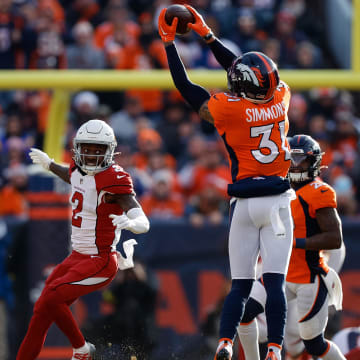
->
xmin=208 ymin=80 xmax=291 ymax=183
xmin=248 ymin=178 xmax=343 ymax=352
xmin=287 ymin=180 xmax=336 ymax=284
xmin=207 ymin=81 xmax=294 ymax=280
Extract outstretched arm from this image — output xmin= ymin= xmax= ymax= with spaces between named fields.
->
xmin=185 ymin=4 xmax=237 ymax=71
xmin=29 ymin=148 xmax=70 ymax=184
xmin=158 ymin=9 xmax=212 ymax=121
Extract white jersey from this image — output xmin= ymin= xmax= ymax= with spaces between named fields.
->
xmin=69 ymin=161 xmax=134 ymax=255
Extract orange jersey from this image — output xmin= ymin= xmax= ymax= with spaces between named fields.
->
xmin=287 ymin=179 xmax=337 ymax=283
xmin=207 ymin=81 xmax=291 ymax=182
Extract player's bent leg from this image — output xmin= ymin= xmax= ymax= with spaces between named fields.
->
xmin=303 ymin=335 xmax=345 ymax=359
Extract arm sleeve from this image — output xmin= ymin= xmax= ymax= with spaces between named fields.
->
xmin=208 ymin=38 xmax=237 ymax=71
xmin=165 ymin=43 xmax=210 ymax=112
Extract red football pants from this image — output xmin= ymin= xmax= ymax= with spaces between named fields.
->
xmin=17 ymin=250 xmax=118 ymax=360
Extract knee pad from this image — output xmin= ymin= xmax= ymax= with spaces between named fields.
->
xmin=303 ymin=334 xmax=328 ymax=356
xmin=241 ymin=297 xmax=264 ymax=324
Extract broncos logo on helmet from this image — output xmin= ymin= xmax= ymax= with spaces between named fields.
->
xmin=227 ymin=51 xmax=279 ymax=103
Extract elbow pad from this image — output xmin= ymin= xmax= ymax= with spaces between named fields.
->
xmin=126 ymin=207 xmax=150 ymax=234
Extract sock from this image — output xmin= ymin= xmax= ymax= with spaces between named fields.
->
xmin=74 ymin=342 xmax=88 ymax=353
xmin=237 ymin=319 xmax=260 ymax=359
xmin=219 ymin=279 xmax=254 ymax=339
xmin=263 ymin=273 xmax=286 ymax=346
xmin=321 ymin=341 xmax=346 ymax=360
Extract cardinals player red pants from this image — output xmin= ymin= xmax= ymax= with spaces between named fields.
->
xmin=17 ymin=250 xmax=118 ymax=360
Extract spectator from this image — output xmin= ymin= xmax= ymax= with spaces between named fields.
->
xmin=28 ymin=6 xmax=66 ymax=69
xmin=141 ymin=169 xmax=185 ymax=219
xmin=66 ymin=21 xmax=105 ymax=69
xmin=70 ymin=91 xmax=99 ymax=127
xmin=132 ymin=128 xmax=176 ymax=171
xmin=156 ymin=102 xmax=189 ymax=158
xmin=179 ymin=141 xmax=230 ymax=199
xmin=186 ymin=186 xmax=227 ymax=227
xmin=261 ymin=38 xmax=281 ymax=66
xmin=271 ymin=10 xmax=307 ymax=68
xmin=65 ymin=0 xmax=103 ymax=30
xmin=109 ymin=96 xmax=145 ymax=146
xmin=332 ymin=174 xmax=358 ymax=216
xmin=287 ymin=93 xmax=308 ymax=136
xmin=0 ymin=164 xmax=29 ymax=218
xmin=230 ymin=8 xmax=263 ymax=54
xmin=294 ymin=40 xmax=323 ymax=69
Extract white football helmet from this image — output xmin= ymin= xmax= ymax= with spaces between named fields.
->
xmin=73 ymin=119 xmax=117 ymax=175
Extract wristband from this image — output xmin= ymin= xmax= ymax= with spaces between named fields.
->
xmin=203 ymin=32 xmax=214 ymax=41
xmin=295 ymin=238 xmax=306 ymax=249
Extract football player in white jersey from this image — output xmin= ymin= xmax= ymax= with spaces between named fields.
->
xmin=17 ymin=119 xmax=150 ymax=360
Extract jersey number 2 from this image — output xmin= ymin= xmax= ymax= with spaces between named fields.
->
xmin=71 ymin=191 xmax=83 ymax=227
xmin=250 ymin=120 xmax=290 ymax=164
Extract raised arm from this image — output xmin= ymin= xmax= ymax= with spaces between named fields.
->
xmin=29 ymin=148 xmax=70 ymax=184
xmin=158 ymin=9 xmax=214 ymax=124
xmin=185 ymin=5 xmax=237 ymax=71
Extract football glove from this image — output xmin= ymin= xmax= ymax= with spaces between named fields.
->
xmin=29 ymin=148 xmax=53 ymax=170
xmin=158 ymin=8 xmax=178 ymax=43
xmin=184 ymin=5 xmax=212 ymax=38
xmin=109 ymin=208 xmax=149 ymax=234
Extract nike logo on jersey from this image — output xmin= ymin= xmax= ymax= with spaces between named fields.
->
xmin=117 ymin=175 xmax=126 ymax=179
xmin=159 ymin=25 xmax=168 ymax=36
xmin=320 ymin=189 xmax=328 ymax=193
xmin=90 ymin=255 xmax=100 ymax=258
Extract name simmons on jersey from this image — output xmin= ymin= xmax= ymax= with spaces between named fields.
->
xmin=245 ymin=101 xmax=286 ymax=123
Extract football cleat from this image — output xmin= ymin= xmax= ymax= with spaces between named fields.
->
xmin=265 ymin=349 xmax=280 ymax=360
xmin=214 ymin=339 xmax=233 ymax=360
xmin=72 ymin=342 xmax=96 ymax=360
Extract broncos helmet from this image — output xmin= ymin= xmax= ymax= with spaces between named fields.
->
xmin=73 ymin=119 xmax=117 ymax=175
xmin=288 ymin=134 xmax=323 ymax=183
xmin=227 ymin=51 xmax=280 ymax=103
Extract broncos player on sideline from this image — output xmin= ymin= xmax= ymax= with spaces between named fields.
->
xmin=17 ymin=119 xmax=150 ymax=360
xmin=237 ymin=135 xmax=346 ymax=360
xmin=159 ymin=5 xmax=294 ymax=360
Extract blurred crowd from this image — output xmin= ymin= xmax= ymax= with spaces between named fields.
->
xmin=0 ymin=0 xmax=360 ymax=227
xmin=0 ymin=0 xmax=359 ymax=358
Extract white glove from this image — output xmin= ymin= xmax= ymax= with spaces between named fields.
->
xmin=29 ymin=148 xmax=53 ymax=170
xmin=109 ymin=208 xmax=150 ymax=234
xmin=109 ymin=214 xmax=132 ymax=230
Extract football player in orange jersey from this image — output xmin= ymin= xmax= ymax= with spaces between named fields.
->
xmin=18 ymin=120 xmax=150 ymax=360
xmin=159 ymin=6 xmax=294 ymax=360
xmin=237 ymin=135 xmax=346 ymax=360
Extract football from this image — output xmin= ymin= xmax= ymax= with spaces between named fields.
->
xmin=165 ymin=4 xmax=195 ymax=35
